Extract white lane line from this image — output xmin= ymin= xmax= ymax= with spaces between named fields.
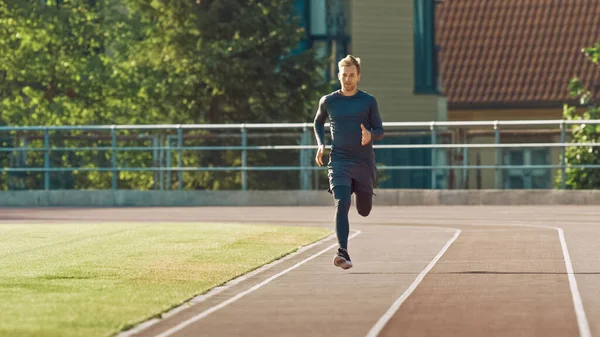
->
xmin=365 ymin=229 xmax=461 ymax=337
xmin=117 ymin=231 xmax=339 ymax=337
xmin=557 ymin=227 xmax=591 ymax=337
xmin=153 ymin=230 xmax=363 ymax=337
xmin=371 ymin=222 xmax=591 ymax=337
xmin=449 ymin=221 xmax=590 ymax=337
xmin=470 ymin=224 xmax=590 ymax=337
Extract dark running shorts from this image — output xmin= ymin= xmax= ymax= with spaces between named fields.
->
xmin=327 ymin=161 xmax=376 ymax=195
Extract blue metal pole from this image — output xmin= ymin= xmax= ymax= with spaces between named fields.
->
xmin=241 ymin=125 xmax=248 ymax=191
xmin=44 ymin=128 xmax=50 ymax=190
xmin=494 ymin=121 xmax=500 ymax=189
xmin=166 ymin=136 xmax=171 ymax=191
xmin=463 ymin=145 xmax=468 ymax=189
xmin=111 ymin=127 xmax=117 ymax=191
xmin=166 ymin=136 xmax=171 ymax=190
xmin=153 ymin=136 xmax=159 ymax=190
xmin=301 ymin=125 xmax=310 ymax=190
xmin=159 ymin=136 xmax=164 ymax=191
xmin=430 ymin=122 xmax=436 ymax=189
xmin=177 ymin=126 xmax=183 ymax=191
xmin=561 ymin=120 xmax=566 ymax=190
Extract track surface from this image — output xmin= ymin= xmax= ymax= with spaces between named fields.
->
xmin=1 ymin=205 xmax=599 ymax=337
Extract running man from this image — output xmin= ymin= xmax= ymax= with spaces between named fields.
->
xmin=313 ymin=55 xmax=384 ymax=270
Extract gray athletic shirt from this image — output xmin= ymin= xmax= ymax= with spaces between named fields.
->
xmin=313 ymin=89 xmax=384 ymax=164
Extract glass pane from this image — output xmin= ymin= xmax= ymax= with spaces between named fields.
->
xmin=326 ymin=0 xmax=349 ymax=36
xmin=413 ymin=0 xmax=436 ymax=92
xmin=508 ymin=151 xmax=524 ymax=166
xmin=509 ymin=176 xmax=524 ymax=189
xmin=310 ymin=0 xmax=327 ymax=35
xmin=531 ymin=149 xmax=548 ymax=165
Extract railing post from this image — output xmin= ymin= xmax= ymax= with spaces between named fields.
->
xmin=158 ymin=135 xmax=164 ymax=191
xmin=494 ymin=121 xmax=500 ymax=189
xmin=430 ymin=121 xmax=436 ymax=189
xmin=177 ymin=126 xmax=183 ymax=191
xmin=111 ymin=126 xmax=117 ymax=191
xmin=44 ymin=128 xmax=50 ymax=191
xmin=153 ymin=136 xmax=159 ymax=190
xmin=463 ymin=145 xmax=468 ymax=189
xmin=560 ymin=120 xmax=566 ymax=190
xmin=166 ymin=136 xmax=171 ymax=191
xmin=300 ymin=124 xmax=311 ymax=190
xmin=241 ymin=125 xmax=248 ymax=191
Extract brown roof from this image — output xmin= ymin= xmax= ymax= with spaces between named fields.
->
xmin=436 ymin=0 xmax=600 ymax=108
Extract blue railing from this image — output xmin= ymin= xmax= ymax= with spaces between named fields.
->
xmin=0 ymin=119 xmax=598 ymax=191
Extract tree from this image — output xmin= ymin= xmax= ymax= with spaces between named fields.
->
xmin=0 ymin=0 xmax=150 ymax=190
xmin=122 ymin=0 xmax=331 ymax=190
xmin=0 ymin=0 xmax=147 ymax=126
xmin=0 ymin=0 xmax=331 ymax=191
xmin=556 ymin=43 xmax=600 ymax=189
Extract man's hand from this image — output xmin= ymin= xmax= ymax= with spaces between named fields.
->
xmin=315 ymin=145 xmax=325 ymax=166
xmin=361 ymin=124 xmax=372 ymax=146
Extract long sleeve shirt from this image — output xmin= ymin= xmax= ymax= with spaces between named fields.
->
xmin=313 ymin=90 xmax=384 ymax=164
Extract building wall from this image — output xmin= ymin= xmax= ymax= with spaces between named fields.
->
xmin=444 ymin=107 xmax=562 ymax=189
xmin=464 ymin=136 xmax=561 ymax=190
xmin=350 ymin=0 xmax=444 ymax=123
xmin=462 ymin=133 xmax=562 ymax=190
xmin=348 ymin=2 xmax=569 ymax=189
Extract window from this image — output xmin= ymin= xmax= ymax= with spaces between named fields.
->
xmin=413 ymin=0 xmax=439 ymax=94
xmin=293 ymin=0 xmax=351 ymax=83
xmin=502 ymin=149 xmax=551 ymax=189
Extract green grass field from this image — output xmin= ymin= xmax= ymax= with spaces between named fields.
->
xmin=0 ymin=222 xmax=331 ymax=337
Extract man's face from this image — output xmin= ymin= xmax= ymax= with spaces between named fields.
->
xmin=338 ymin=65 xmax=360 ymax=92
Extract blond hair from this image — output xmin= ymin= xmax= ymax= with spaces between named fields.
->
xmin=338 ymin=54 xmax=361 ymax=74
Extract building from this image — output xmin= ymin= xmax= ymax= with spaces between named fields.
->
xmin=435 ymin=0 xmax=600 ymax=189
xmin=294 ymin=0 xmax=445 ymax=189
xmin=294 ymin=0 xmax=444 ymax=123
xmin=295 ymin=1 xmax=600 ymax=190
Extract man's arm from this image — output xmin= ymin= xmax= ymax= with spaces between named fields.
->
xmin=313 ymin=95 xmax=328 ymax=146
xmin=369 ymin=97 xmax=384 ymax=141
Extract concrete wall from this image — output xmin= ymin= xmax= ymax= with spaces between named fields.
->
xmin=350 ymin=0 xmax=444 ymax=122
xmin=2 ymin=189 xmax=600 ymax=207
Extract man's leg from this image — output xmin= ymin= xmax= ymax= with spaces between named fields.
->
xmin=332 ymin=185 xmax=352 ymax=250
xmin=332 ymin=185 xmax=353 ymax=269
xmin=352 ymin=165 xmax=375 ymax=217
xmin=355 ymin=190 xmax=373 ymax=217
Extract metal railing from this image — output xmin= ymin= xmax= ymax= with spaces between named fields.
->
xmin=0 ymin=119 xmax=598 ymax=191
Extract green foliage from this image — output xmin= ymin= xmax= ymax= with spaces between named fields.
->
xmin=120 ymin=0 xmax=330 ymax=190
xmin=125 ymin=0 xmax=329 ymax=124
xmin=582 ymin=43 xmax=600 ymax=63
xmin=0 ymin=0 xmax=330 ymax=190
xmin=0 ymin=0 xmax=138 ymax=190
xmin=556 ymin=43 xmax=600 ymax=189
xmin=0 ymin=0 xmax=139 ymax=126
